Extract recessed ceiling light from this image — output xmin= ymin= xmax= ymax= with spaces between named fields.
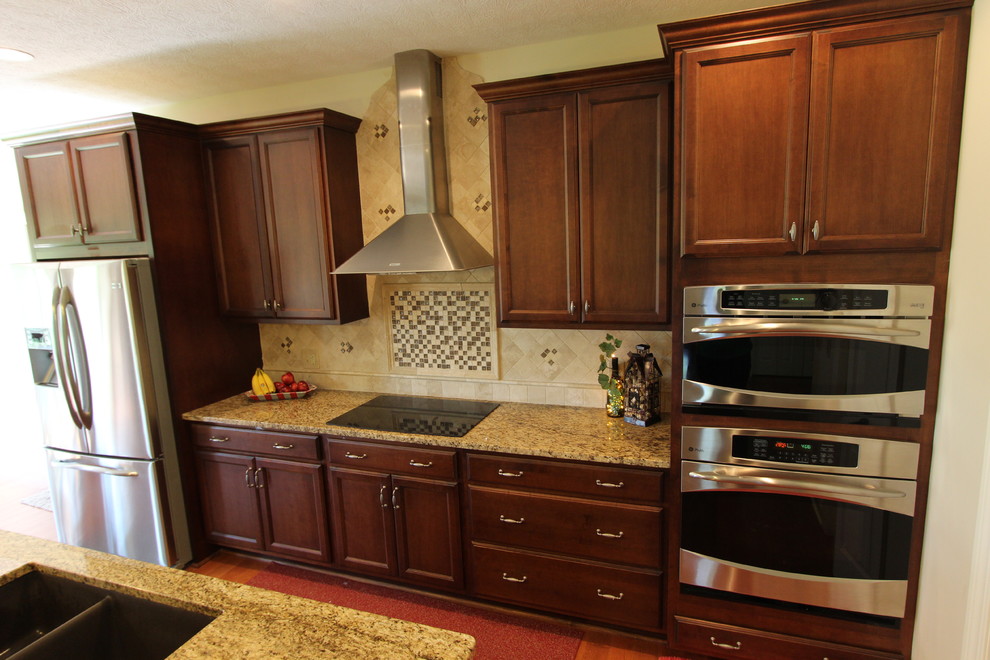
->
xmin=0 ymin=48 xmax=35 ymax=62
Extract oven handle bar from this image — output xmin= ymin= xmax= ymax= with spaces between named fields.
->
xmin=689 ymin=322 xmax=920 ymax=337
xmin=688 ymin=470 xmax=907 ymax=499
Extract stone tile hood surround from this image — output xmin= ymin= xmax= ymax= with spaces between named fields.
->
xmin=333 ymin=49 xmax=492 ymax=274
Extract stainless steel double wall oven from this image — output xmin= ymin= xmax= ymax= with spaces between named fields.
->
xmin=678 ymin=284 xmax=933 ymax=620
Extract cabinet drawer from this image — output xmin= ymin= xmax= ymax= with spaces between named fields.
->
xmin=472 ymin=543 xmax=661 ymax=630
xmin=191 ymin=425 xmax=319 ymax=460
xmin=327 ymin=439 xmax=457 ymax=479
xmin=467 ymin=454 xmax=662 ymax=503
xmin=468 ymin=486 xmax=661 ymax=568
xmin=674 ymin=617 xmax=902 ymax=660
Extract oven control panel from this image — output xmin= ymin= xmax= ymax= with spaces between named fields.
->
xmin=732 ymin=434 xmax=860 ymax=467
xmin=720 ymin=288 xmax=889 ymax=312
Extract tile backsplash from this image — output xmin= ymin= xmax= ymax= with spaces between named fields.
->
xmin=260 ymin=57 xmax=671 ymax=410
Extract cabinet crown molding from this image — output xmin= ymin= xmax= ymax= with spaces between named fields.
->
xmin=657 ymin=0 xmax=973 ymax=57
xmin=198 ymin=108 xmax=361 ymax=138
xmin=474 ymin=59 xmax=670 ymax=102
xmin=3 ymin=112 xmax=198 ymax=146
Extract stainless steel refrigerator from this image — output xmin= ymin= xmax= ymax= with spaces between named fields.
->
xmin=17 ymin=257 xmax=191 ymax=567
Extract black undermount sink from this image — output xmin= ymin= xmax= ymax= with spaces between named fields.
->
xmin=0 ymin=570 xmax=214 ymax=659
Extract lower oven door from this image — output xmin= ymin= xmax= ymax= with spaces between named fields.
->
xmin=680 ymin=460 xmax=916 ymax=618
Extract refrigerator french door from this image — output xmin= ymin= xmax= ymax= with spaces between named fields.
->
xmin=19 ymin=258 xmax=191 ymax=567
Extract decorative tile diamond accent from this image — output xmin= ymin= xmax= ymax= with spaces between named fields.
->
xmin=385 ymin=284 xmax=498 ymax=378
xmin=467 ymin=107 xmax=488 ymax=126
xmin=379 ymin=204 xmax=397 ymax=222
xmin=374 ymin=123 xmax=390 ymax=139
xmin=340 ymin=341 xmax=353 ymax=354
xmin=280 ymin=336 xmax=293 ymax=354
xmin=473 ymin=193 xmax=491 ymax=213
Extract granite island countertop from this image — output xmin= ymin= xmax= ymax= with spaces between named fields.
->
xmin=0 ymin=530 xmax=474 ymax=659
xmin=183 ymin=389 xmax=670 ymax=469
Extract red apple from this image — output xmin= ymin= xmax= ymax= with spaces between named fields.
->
xmin=281 ymin=372 xmax=295 ymax=385
xmin=274 ymin=382 xmax=287 ymax=393
xmin=295 ymin=380 xmax=309 ymax=392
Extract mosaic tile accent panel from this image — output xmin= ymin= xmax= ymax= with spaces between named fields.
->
xmin=385 ymin=284 xmax=498 ymax=379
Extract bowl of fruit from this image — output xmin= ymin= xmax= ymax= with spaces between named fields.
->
xmin=246 ymin=369 xmax=316 ymax=401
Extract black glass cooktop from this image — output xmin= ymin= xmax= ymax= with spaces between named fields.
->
xmin=327 ymin=395 xmax=499 ymax=437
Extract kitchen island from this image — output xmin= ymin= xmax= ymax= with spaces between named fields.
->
xmin=183 ymin=389 xmax=671 ymax=468
xmin=0 ymin=530 xmax=474 ymax=659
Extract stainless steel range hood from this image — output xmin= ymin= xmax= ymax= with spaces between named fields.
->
xmin=333 ymin=49 xmax=492 ymax=275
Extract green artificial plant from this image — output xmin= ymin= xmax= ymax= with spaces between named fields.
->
xmin=597 ymin=333 xmax=623 ymax=398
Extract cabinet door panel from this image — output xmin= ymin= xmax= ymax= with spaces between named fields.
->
xmin=579 ymin=82 xmax=670 ymax=325
xmin=258 ymin=128 xmax=334 ymax=320
xmin=16 ymin=141 xmax=81 ymax=248
xmin=680 ymin=35 xmax=810 ymax=257
xmin=194 ymin=451 xmax=262 ymax=551
xmin=203 ymin=136 xmax=274 ymax=317
xmin=256 ymin=457 xmax=330 ymax=563
xmin=328 ymin=468 xmax=395 ymax=577
xmin=490 ymin=93 xmax=580 ymax=324
xmin=70 ymin=132 xmax=142 ymax=244
xmin=807 ymin=14 xmax=960 ymax=252
xmin=392 ymin=476 xmax=463 ymax=591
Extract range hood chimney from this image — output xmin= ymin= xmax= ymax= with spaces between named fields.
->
xmin=333 ymin=49 xmax=493 ymax=275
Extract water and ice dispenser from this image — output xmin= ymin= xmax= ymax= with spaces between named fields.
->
xmin=25 ymin=328 xmax=57 ymax=387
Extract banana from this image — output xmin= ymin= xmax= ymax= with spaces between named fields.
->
xmin=251 ymin=368 xmax=274 ymax=396
xmin=259 ymin=369 xmax=275 ymax=393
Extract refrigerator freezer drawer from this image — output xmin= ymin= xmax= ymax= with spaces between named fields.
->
xmin=47 ymin=449 xmax=177 ymax=567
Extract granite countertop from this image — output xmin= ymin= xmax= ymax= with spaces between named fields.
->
xmin=183 ymin=389 xmax=671 ymax=469
xmin=0 ymin=530 xmax=474 ymax=659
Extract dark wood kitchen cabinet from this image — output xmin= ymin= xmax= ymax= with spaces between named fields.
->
xmin=670 ymin=6 xmax=970 ymax=258
xmin=326 ymin=438 xmax=464 ymax=592
xmin=465 ymin=452 xmax=665 ymax=631
xmin=201 ymin=109 xmax=369 ymax=323
xmin=191 ymin=424 xmax=330 ymax=565
xmin=15 ymin=132 xmax=142 ymax=252
xmin=476 ymin=60 xmax=672 ymax=328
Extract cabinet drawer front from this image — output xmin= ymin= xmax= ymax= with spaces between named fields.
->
xmin=467 ymin=454 xmax=662 ymax=503
xmin=469 ymin=486 xmax=661 ymax=568
xmin=674 ymin=617 xmax=901 ymax=660
xmin=328 ymin=439 xmax=456 ymax=479
xmin=472 ymin=543 xmax=661 ymax=630
xmin=191 ymin=425 xmax=319 ymax=460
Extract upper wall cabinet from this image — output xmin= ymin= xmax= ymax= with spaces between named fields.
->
xmin=200 ymin=110 xmax=369 ymax=324
xmin=7 ymin=114 xmax=194 ymax=260
xmin=662 ymin=0 xmax=972 ymax=258
xmin=476 ymin=61 xmax=672 ymax=329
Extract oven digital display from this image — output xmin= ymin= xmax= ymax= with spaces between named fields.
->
xmin=732 ymin=435 xmax=859 ymax=467
xmin=778 ymin=293 xmax=815 ymax=309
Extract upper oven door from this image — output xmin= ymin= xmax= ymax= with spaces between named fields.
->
xmin=682 ymin=316 xmax=931 ymax=418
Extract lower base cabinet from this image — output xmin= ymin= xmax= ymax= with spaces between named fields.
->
xmin=326 ymin=439 xmax=464 ymax=592
xmin=674 ymin=617 xmax=903 ymax=660
xmin=191 ymin=425 xmax=330 ymax=564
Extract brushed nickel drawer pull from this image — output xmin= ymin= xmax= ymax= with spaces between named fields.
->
xmin=408 ymin=460 xmax=433 ymax=468
xmin=272 ymin=443 xmax=294 ymax=450
xmin=595 ymin=529 xmax=624 ymax=539
xmin=245 ymin=467 xmax=255 ymax=488
xmin=379 ymin=484 xmax=388 ymax=508
xmin=254 ymin=467 xmax=264 ymax=488
xmin=501 ymin=573 xmax=527 ymax=583
xmin=596 ymin=589 xmax=623 ymax=600
xmin=209 ymin=436 xmax=229 ymax=443
xmin=497 ymin=469 xmax=524 ymax=478
xmin=499 ymin=515 xmax=525 ymax=524
xmin=595 ymin=479 xmax=624 ymax=488
xmin=344 ymin=452 xmax=368 ymax=459
xmin=710 ymin=637 xmax=742 ymax=651
xmin=391 ymin=486 xmax=400 ymax=509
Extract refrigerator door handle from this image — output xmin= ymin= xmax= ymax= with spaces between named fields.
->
xmin=52 ymin=458 xmax=140 ymax=477
xmin=62 ymin=285 xmax=94 ymax=429
xmin=52 ymin=285 xmax=84 ymax=430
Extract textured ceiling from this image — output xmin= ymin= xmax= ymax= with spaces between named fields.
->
xmin=0 ymin=0 xmax=788 ymax=123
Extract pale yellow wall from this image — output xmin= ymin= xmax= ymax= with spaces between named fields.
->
xmin=914 ymin=2 xmax=990 ymax=657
